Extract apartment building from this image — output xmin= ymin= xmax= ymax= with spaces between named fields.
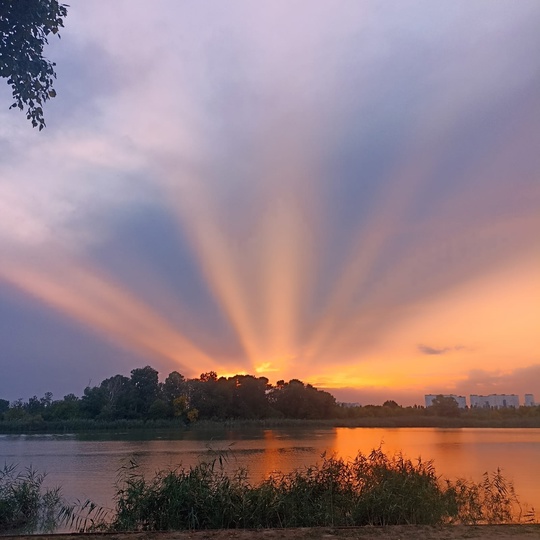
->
xmin=470 ymin=394 xmax=519 ymax=408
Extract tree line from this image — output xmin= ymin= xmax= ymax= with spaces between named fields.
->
xmin=1 ymin=367 xmax=539 ymax=427
xmin=0 ymin=366 xmax=337 ymax=423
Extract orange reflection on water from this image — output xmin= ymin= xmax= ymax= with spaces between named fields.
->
xmin=330 ymin=427 xmax=458 ymax=461
xmin=329 ymin=427 xmax=538 ymax=511
xmin=258 ymin=429 xmax=283 ymax=479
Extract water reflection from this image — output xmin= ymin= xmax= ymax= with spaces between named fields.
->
xmin=1 ymin=427 xmax=538 ymax=513
xmin=332 ymin=427 xmax=539 ymax=512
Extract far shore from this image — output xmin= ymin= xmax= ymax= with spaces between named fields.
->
xmin=1 ymin=415 xmax=540 ymax=434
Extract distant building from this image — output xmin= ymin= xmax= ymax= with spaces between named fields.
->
xmin=470 ymin=394 xmax=519 ymax=408
xmin=425 ymin=394 xmax=466 ymax=409
xmin=337 ymin=402 xmax=361 ymax=408
xmin=524 ymin=394 xmax=536 ymax=407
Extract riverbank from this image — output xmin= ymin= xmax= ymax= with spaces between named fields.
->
xmin=3 ymin=526 xmax=540 ymax=540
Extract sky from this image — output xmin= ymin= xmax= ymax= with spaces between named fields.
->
xmin=0 ymin=0 xmax=539 ymax=406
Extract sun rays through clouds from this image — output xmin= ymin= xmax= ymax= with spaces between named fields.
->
xmin=0 ymin=1 xmax=539 ymax=402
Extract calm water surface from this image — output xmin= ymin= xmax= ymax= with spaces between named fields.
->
xmin=1 ymin=427 xmax=538 ymax=513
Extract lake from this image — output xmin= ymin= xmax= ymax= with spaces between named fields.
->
xmin=1 ymin=427 xmax=539 ymax=520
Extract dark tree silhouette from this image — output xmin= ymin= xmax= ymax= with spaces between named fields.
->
xmin=1 ymin=0 xmax=68 ymax=129
xmin=163 ymin=371 xmax=186 ymax=403
xmin=429 ymin=395 xmax=461 ymax=418
xmin=0 ymin=399 xmax=9 ymax=415
xmin=130 ymin=366 xmax=160 ymax=418
xmin=269 ymin=379 xmax=336 ymax=419
xmin=383 ymin=400 xmax=400 ymax=409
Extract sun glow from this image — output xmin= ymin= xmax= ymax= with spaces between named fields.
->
xmin=1 ymin=1 xmax=539 ymax=401
xmin=157 ymin=128 xmax=323 ymax=375
xmin=254 ymin=362 xmax=278 ymax=374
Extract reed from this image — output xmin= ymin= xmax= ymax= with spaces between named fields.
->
xmin=62 ymin=448 xmax=531 ymax=532
xmin=0 ymin=463 xmax=62 ymax=533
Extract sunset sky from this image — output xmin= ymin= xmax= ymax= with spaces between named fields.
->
xmin=0 ymin=0 xmax=539 ymax=405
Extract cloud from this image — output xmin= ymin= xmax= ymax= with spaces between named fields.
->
xmin=417 ymin=344 xmax=465 ymax=356
xmin=1 ymin=1 xmax=540 ymax=400
xmin=462 ymin=365 xmax=540 ymax=396
xmin=418 ymin=345 xmax=450 ymax=355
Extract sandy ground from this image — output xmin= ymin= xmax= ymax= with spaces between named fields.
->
xmin=4 ymin=526 xmax=540 ymax=540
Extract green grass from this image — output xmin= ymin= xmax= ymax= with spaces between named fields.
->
xmin=62 ymin=448 xmax=532 ymax=532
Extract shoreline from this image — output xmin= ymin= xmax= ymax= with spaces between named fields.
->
xmin=3 ymin=525 xmax=540 ymax=540
xmin=1 ymin=416 xmax=540 ymax=434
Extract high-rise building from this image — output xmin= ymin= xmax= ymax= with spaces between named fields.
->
xmin=524 ymin=394 xmax=536 ymax=406
xmin=470 ymin=394 xmax=519 ymax=408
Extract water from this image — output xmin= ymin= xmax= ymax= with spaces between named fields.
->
xmin=1 ymin=427 xmax=539 ymax=516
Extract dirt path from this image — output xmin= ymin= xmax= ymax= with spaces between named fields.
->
xmin=4 ymin=526 xmax=540 ymax=540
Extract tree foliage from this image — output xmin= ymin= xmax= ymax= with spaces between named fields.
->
xmin=0 ymin=0 xmax=68 ymax=129
xmin=130 ymin=366 xmax=159 ymax=417
xmin=428 ymin=395 xmax=461 ymax=418
xmin=383 ymin=400 xmax=400 ymax=409
xmin=2 ymin=366 xmax=539 ymax=428
xmin=0 ymin=366 xmax=342 ymax=424
xmin=269 ymin=379 xmax=336 ymax=419
xmin=0 ymin=399 xmax=9 ymax=415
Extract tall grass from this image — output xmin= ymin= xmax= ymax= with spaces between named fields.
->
xmin=62 ymin=448 xmax=530 ymax=532
xmin=0 ymin=463 xmax=62 ymax=533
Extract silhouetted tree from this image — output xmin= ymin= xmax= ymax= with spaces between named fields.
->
xmin=1 ymin=0 xmax=68 ymax=129
xmin=383 ymin=400 xmax=400 ymax=409
xmin=188 ymin=372 xmax=224 ymax=418
xmin=45 ymin=393 xmax=80 ymax=420
xmin=147 ymin=398 xmax=169 ymax=420
xmin=99 ymin=375 xmax=135 ymax=419
xmin=80 ymin=385 xmax=107 ymax=418
xmin=26 ymin=395 xmax=42 ymax=415
xmin=225 ymin=375 xmax=271 ymax=419
xmin=199 ymin=371 xmax=218 ymax=383
xmin=429 ymin=395 xmax=461 ymax=418
xmin=0 ymin=399 xmax=9 ymax=415
xmin=163 ymin=371 xmax=186 ymax=402
xmin=269 ymin=379 xmax=336 ymax=419
xmin=3 ymin=399 xmax=29 ymax=421
xmin=40 ymin=391 xmax=53 ymax=408
xmin=130 ymin=366 xmax=160 ymax=418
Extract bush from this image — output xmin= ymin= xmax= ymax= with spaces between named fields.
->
xmin=63 ymin=448 xmax=527 ymax=531
xmin=0 ymin=463 xmax=62 ymax=533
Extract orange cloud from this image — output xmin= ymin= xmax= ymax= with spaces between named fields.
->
xmin=305 ymin=252 xmax=539 ymax=402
